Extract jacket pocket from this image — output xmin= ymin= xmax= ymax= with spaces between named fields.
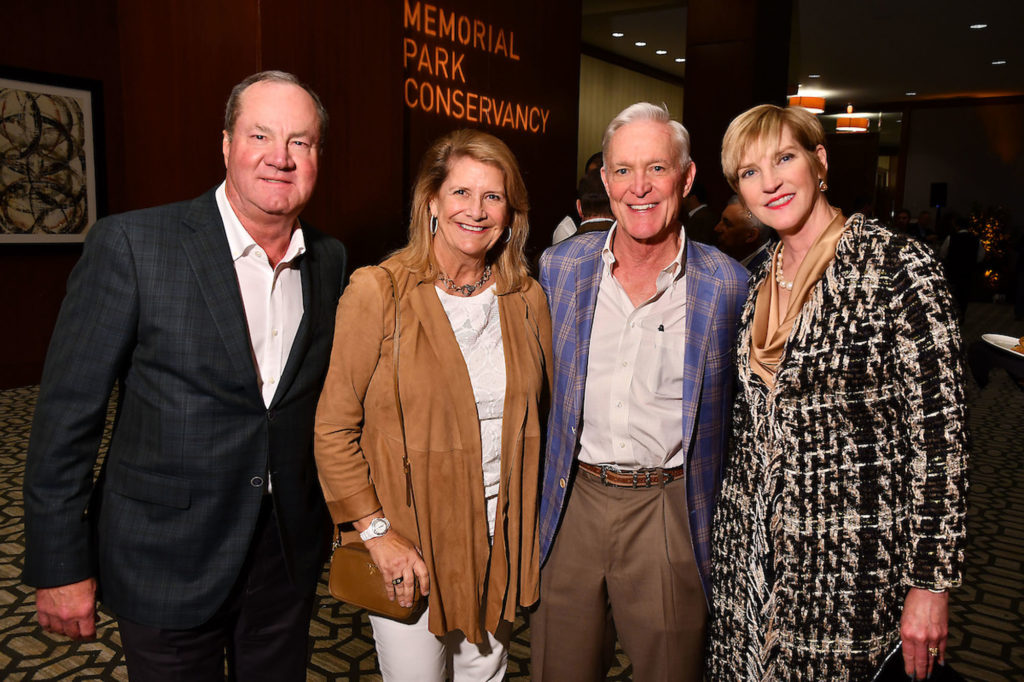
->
xmin=108 ymin=460 xmax=192 ymax=509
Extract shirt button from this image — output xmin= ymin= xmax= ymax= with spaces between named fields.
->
xmin=250 ymin=476 xmax=264 ymax=488
xmin=616 ymin=401 xmax=623 ymax=408
xmin=630 ymin=321 xmax=635 ymax=328
xmin=621 ymin=361 xmax=628 ymax=367
xmin=619 ymin=442 xmax=626 ymax=448
xmin=268 ymin=377 xmax=276 ymax=384
xmin=272 ymin=328 xmax=279 ymax=337
xmin=559 ymin=478 xmax=566 ymax=488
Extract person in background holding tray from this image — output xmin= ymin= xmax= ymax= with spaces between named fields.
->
xmin=314 ymin=129 xmax=551 ymax=681
xmin=706 ymin=104 xmax=969 ymax=681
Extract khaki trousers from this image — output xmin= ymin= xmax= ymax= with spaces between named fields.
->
xmin=531 ymin=468 xmax=707 ymax=682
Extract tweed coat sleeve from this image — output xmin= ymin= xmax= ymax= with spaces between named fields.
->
xmin=314 ymin=266 xmax=391 ymax=524
xmin=888 ymin=239 xmax=968 ymax=589
xmin=23 ymin=216 xmax=139 ymax=587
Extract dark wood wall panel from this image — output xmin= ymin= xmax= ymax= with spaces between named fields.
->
xmin=116 ymin=0 xmax=262 ymax=209
xmin=1 ymin=0 xmax=124 ymax=388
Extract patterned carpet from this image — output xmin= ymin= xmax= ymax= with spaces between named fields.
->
xmin=0 ymin=302 xmax=1021 ymax=680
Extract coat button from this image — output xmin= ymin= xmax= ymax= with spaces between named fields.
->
xmin=559 ymin=477 xmax=566 ymax=488
xmin=250 ymin=476 xmax=264 ymax=488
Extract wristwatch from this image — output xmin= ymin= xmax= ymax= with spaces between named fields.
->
xmin=359 ymin=517 xmax=390 ymax=542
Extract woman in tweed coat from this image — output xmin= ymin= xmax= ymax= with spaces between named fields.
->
xmin=707 ymin=104 xmax=968 ymax=681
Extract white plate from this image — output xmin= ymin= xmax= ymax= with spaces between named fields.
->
xmin=982 ymin=333 xmax=1024 ymax=357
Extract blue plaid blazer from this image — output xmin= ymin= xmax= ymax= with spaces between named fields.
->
xmin=537 ymin=229 xmax=748 ymax=600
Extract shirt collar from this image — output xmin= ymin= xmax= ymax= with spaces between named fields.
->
xmin=600 ymin=222 xmax=687 ymax=280
xmin=215 ymin=182 xmax=306 ymax=265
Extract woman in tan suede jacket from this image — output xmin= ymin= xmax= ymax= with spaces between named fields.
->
xmin=314 ymin=129 xmax=551 ymax=681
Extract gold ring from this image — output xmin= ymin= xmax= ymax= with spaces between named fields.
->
xmin=928 ymin=647 xmax=939 ymax=657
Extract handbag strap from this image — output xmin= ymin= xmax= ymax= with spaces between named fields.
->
xmin=377 ymin=266 xmax=414 ymax=508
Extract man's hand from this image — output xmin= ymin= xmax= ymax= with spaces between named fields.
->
xmin=36 ymin=578 xmax=98 ymax=640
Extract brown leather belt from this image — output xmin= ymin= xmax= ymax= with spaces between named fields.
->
xmin=578 ymin=461 xmax=684 ymax=489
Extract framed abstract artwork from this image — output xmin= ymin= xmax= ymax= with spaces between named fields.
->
xmin=0 ymin=69 xmax=104 ymax=243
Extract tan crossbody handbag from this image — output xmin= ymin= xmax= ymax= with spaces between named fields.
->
xmin=328 ymin=267 xmax=425 ymax=621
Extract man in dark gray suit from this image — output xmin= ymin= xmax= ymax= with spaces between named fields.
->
xmin=23 ymin=71 xmax=347 ymax=681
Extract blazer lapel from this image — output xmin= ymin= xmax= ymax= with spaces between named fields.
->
xmin=681 ymin=245 xmax=722 ymax=454
xmin=181 ymin=195 xmax=261 ymax=398
xmin=271 ymin=231 xmax=319 ymax=408
xmin=572 ymin=249 xmax=603 ymax=422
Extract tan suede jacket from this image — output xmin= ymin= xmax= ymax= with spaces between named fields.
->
xmin=314 ymin=258 xmax=552 ymax=643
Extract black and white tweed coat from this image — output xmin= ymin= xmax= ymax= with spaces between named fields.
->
xmin=708 ymin=215 xmax=969 ymax=681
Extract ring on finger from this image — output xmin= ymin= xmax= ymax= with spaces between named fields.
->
xmin=928 ymin=647 xmax=939 ymax=657
xmin=392 ymin=576 xmax=404 ymax=586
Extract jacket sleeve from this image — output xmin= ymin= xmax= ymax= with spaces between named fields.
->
xmin=891 ymin=242 xmax=969 ymax=589
xmin=23 ymin=216 xmax=140 ymax=587
xmin=314 ymin=266 xmax=390 ymax=524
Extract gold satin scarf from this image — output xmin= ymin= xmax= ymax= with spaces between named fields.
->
xmin=749 ymin=212 xmax=847 ymax=388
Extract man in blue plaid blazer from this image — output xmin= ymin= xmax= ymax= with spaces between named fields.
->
xmin=23 ymin=72 xmax=346 ymax=681
xmin=531 ymin=103 xmax=747 ymax=682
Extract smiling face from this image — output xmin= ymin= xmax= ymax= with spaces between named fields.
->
xmin=602 ymin=119 xmax=695 ymax=245
xmin=428 ymin=156 xmax=509 ymax=273
xmin=735 ymin=125 xmax=830 ymax=237
xmin=222 ymin=80 xmax=320 ymax=231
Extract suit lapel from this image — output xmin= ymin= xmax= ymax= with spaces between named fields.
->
xmin=681 ymin=244 xmax=721 ymax=454
xmin=181 ymin=195 xmax=261 ymax=398
xmin=271 ymin=229 xmax=319 ymax=407
xmin=572 ymin=248 xmax=603 ymax=422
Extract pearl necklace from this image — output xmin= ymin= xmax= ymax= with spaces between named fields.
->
xmin=774 ymin=244 xmax=794 ymax=290
xmin=437 ymin=264 xmax=492 ymax=297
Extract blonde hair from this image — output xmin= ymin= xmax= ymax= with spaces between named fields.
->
xmin=721 ymin=104 xmax=826 ymax=192
xmin=393 ymin=129 xmax=530 ymax=293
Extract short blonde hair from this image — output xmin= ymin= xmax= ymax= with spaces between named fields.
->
xmin=721 ymin=104 xmax=826 ymax=192
xmin=393 ymin=129 xmax=530 ymax=293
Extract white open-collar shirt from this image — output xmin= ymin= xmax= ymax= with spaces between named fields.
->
xmin=216 ymin=182 xmax=305 ymax=408
xmin=578 ymin=223 xmax=688 ymax=470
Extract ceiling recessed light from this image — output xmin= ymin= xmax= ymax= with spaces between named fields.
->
xmin=992 ymin=59 xmax=1007 ymax=65
xmin=655 ymin=49 xmax=667 ymax=55
xmin=970 ymin=23 xmax=987 ymax=30
xmin=905 ymin=91 xmax=917 ymax=96
xmin=675 ymin=57 xmax=686 ymax=63
xmin=611 ymin=32 xmax=624 ymax=38
xmin=634 ymin=41 xmax=647 ymax=47
xmin=808 ymin=74 xmax=821 ymax=79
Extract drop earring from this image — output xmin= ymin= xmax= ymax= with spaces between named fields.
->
xmin=430 ymin=215 xmax=438 ymax=235
xmin=818 ymin=178 xmax=828 ymax=192
xmin=504 ymin=227 xmax=512 ymax=243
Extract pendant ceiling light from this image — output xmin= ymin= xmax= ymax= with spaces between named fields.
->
xmin=788 ymin=95 xmax=825 ymax=114
xmin=836 ymin=104 xmax=869 ymax=132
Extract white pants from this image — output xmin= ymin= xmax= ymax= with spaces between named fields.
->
xmin=368 ymin=606 xmax=509 ymax=682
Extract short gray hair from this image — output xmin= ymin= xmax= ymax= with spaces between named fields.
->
xmin=602 ymin=102 xmax=691 ymax=169
xmin=224 ymin=70 xmax=329 ymax=147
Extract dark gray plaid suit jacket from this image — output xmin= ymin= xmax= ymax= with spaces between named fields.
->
xmin=537 ymin=229 xmax=747 ymax=601
xmin=22 ymin=188 xmax=347 ymax=629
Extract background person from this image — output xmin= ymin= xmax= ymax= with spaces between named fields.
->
xmin=552 ymin=168 xmax=615 ymax=243
xmin=713 ymin=194 xmax=773 ymax=271
xmin=314 ymin=129 xmax=551 ymax=681
xmin=708 ymin=104 xmax=969 ymax=681
xmin=22 ymin=71 xmax=347 ymax=681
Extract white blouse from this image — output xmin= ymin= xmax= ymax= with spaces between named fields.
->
xmin=435 ymin=284 xmax=506 ymax=539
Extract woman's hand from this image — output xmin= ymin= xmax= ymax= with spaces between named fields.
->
xmin=364 ymin=528 xmax=430 ymax=609
xmin=900 ymin=587 xmax=949 ymax=680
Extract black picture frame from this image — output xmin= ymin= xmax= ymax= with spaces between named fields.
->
xmin=0 ymin=66 xmax=106 ymax=243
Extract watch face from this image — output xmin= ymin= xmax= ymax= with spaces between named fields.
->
xmin=370 ymin=518 xmax=389 ymax=535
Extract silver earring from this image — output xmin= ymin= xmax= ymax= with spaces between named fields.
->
xmin=818 ymin=178 xmax=828 ymax=192
xmin=504 ymin=227 xmax=512 ymax=243
xmin=746 ymin=210 xmax=753 ymax=220
xmin=430 ymin=215 xmax=438 ymax=235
